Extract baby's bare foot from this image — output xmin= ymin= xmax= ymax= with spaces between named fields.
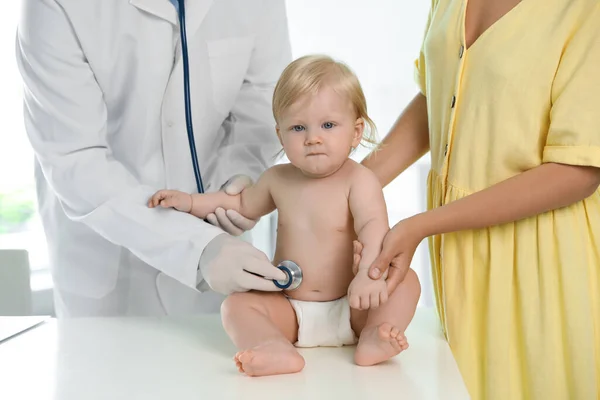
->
xmin=234 ymin=340 xmax=305 ymax=377
xmin=354 ymin=322 xmax=409 ymax=366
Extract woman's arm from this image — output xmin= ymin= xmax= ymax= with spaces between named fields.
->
xmin=365 ymin=162 xmax=600 ymax=292
xmin=361 ymin=93 xmax=430 ymax=187
xmin=413 ymin=163 xmax=600 ymax=237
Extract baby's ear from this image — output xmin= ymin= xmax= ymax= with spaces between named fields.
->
xmin=352 ymin=118 xmax=364 ymax=148
xmin=276 ymin=125 xmax=283 ymax=144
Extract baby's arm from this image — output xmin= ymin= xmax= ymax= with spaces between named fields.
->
xmin=349 ymin=166 xmax=389 ymax=273
xmin=149 ymin=167 xmax=278 ymax=220
xmin=347 ymin=165 xmax=390 ymax=309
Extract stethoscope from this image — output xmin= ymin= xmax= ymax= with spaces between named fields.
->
xmin=177 ymin=0 xmax=204 ymax=194
xmin=176 ymin=0 xmax=303 ymax=290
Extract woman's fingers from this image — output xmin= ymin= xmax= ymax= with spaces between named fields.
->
xmin=368 ymin=251 xmax=392 ymax=280
xmin=385 ymin=255 xmax=411 ymax=294
xmin=353 ymin=240 xmax=364 ymax=257
xmin=351 ymin=240 xmax=363 ymax=275
xmin=385 ymin=264 xmax=404 ymax=295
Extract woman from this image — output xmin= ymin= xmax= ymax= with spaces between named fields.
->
xmin=360 ymin=0 xmax=600 ymax=398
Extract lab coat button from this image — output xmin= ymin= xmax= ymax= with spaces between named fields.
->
xmin=451 ymin=95 xmax=456 ymax=108
xmin=167 ymin=121 xmax=174 ymax=127
xmin=459 ymin=45 xmax=464 ymax=58
xmin=444 ymin=144 xmax=448 ymax=156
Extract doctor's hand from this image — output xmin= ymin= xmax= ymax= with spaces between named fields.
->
xmin=206 ymin=174 xmax=258 ymax=236
xmin=199 ymin=233 xmax=287 ymax=295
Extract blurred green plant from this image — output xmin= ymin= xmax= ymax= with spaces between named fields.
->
xmin=0 ymin=187 xmax=36 ymax=234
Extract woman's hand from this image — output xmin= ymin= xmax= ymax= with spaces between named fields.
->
xmin=354 ymin=216 xmax=425 ymax=294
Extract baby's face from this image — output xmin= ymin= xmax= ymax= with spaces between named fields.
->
xmin=277 ymin=86 xmax=363 ymax=178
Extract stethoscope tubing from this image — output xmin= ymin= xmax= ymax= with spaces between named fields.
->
xmin=178 ymin=0 xmax=204 ymax=194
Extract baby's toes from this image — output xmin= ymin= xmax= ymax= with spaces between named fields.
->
xmin=397 ymin=334 xmax=409 ymax=349
xmin=234 ymin=351 xmax=244 ymax=362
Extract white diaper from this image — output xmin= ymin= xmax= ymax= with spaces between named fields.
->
xmin=288 ymin=296 xmax=357 ymax=348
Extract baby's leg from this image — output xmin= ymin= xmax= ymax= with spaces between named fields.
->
xmin=351 ymin=269 xmax=421 ymax=366
xmin=220 ymin=291 xmax=304 ymax=377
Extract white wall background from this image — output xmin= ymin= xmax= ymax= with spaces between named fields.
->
xmin=0 ymin=1 xmax=433 ymax=316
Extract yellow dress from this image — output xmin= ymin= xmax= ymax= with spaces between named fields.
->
xmin=415 ymin=0 xmax=600 ymax=398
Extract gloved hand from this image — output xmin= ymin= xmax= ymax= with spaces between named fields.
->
xmin=199 ymin=233 xmax=287 ymax=294
xmin=205 ymin=174 xmax=259 ymax=236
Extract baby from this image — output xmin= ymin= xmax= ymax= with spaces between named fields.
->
xmin=149 ymin=55 xmax=421 ymax=377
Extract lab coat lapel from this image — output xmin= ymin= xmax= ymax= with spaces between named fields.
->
xmin=129 ymin=0 xmax=178 ymax=25
xmin=184 ymin=0 xmax=215 ymax=39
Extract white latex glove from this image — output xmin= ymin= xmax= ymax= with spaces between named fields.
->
xmin=205 ymin=174 xmax=259 ymax=236
xmin=199 ymin=233 xmax=287 ymax=294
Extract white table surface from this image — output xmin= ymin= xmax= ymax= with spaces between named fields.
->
xmin=0 ymin=316 xmax=49 ymax=343
xmin=0 ymin=307 xmax=469 ymax=400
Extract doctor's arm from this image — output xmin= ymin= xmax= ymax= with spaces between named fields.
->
xmin=205 ymin=0 xmax=292 ymax=232
xmin=15 ymin=0 xmax=284 ymax=293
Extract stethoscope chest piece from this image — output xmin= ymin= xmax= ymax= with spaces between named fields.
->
xmin=273 ymin=260 xmax=303 ymax=290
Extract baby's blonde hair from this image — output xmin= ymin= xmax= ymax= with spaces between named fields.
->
xmin=272 ymin=54 xmax=378 ymax=149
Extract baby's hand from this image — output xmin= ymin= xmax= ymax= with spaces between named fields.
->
xmin=348 ymin=270 xmax=388 ymax=310
xmin=148 ymin=190 xmax=192 ymax=212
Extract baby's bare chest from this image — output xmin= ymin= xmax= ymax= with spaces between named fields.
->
xmin=273 ymin=182 xmax=352 ymax=231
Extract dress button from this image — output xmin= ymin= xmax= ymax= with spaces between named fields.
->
xmin=459 ymin=45 xmax=464 ymax=58
xmin=451 ymin=95 xmax=456 ymax=108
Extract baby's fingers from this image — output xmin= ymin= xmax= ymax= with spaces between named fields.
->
xmin=369 ymin=292 xmax=380 ymax=309
xmin=148 ymin=192 xmax=163 ymax=208
xmin=379 ymin=288 xmax=389 ymax=306
xmin=158 ymin=196 xmax=177 ymax=208
xmin=359 ymin=294 xmax=371 ymax=310
xmin=349 ymin=294 xmax=361 ymax=310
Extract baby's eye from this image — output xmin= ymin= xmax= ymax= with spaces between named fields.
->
xmin=292 ymin=125 xmax=305 ymax=132
xmin=322 ymin=122 xmax=335 ymax=129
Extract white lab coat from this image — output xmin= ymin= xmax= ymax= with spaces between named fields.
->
xmin=16 ymin=0 xmax=291 ymax=317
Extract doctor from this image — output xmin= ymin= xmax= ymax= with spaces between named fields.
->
xmin=16 ymin=0 xmax=291 ymax=317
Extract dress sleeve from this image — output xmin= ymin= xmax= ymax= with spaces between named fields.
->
xmin=543 ymin=4 xmax=600 ymax=168
xmin=413 ymin=1 xmax=436 ymax=96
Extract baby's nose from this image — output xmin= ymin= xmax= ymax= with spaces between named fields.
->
xmin=305 ymin=133 xmax=323 ymax=145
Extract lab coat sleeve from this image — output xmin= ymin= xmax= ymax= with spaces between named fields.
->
xmin=204 ymin=0 xmax=293 ymax=190
xmin=15 ymin=0 xmax=223 ymax=289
